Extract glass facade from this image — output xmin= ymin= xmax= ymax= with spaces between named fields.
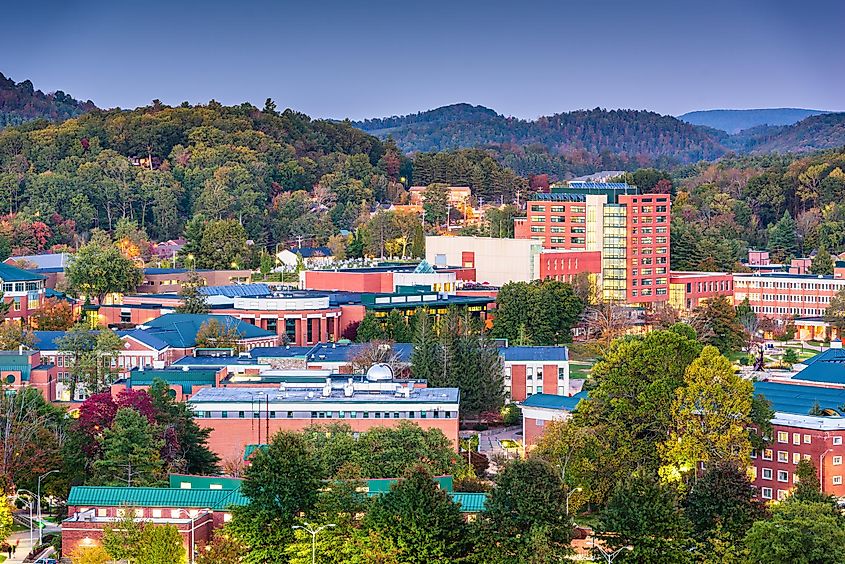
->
xmin=602 ymin=205 xmax=627 ymax=302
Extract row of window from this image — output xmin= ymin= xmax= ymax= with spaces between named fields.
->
xmin=757 ymin=294 xmax=832 ymax=303
xmin=631 ymin=226 xmax=668 ymax=235
xmin=631 ymin=205 xmax=668 ymax=213
xmin=631 ymin=257 xmax=668 ymax=265
xmin=80 ymin=507 xmax=231 ymax=522
xmin=195 ymin=410 xmax=457 ymax=420
xmin=2 ymin=282 xmax=43 ymax=292
xmin=740 ymin=280 xmax=845 ymax=291
xmin=631 ymin=268 xmax=667 ymax=276
xmin=529 ymin=205 xmax=586 ymax=213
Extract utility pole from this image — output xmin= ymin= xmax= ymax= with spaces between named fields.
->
xmin=292 ymin=523 xmax=336 ymax=564
xmin=37 ymin=470 xmax=59 ymax=544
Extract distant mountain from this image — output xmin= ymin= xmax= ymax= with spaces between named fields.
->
xmin=354 ymin=104 xmax=727 ymax=164
xmin=0 ymin=72 xmax=97 ymax=128
xmin=748 ymin=112 xmax=845 ymax=154
xmin=678 ymin=108 xmax=829 ymax=134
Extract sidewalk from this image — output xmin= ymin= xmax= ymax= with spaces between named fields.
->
xmin=2 ymin=529 xmax=36 ymax=563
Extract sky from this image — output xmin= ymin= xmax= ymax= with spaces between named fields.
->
xmin=3 ymin=0 xmax=844 ymax=120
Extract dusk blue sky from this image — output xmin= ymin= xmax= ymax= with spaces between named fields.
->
xmin=3 ymin=0 xmax=843 ymax=120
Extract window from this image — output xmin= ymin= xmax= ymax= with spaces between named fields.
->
xmin=834 ymin=436 xmax=843 ymax=445
xmin=761 ymin=487 xmax=772 ymax=499
xmin=777 ymin=490 xmax=788 ymax=501
xmin=793 ymin=433 xmax=801 ymax=445
xmin=793 ymin=453 xmax=801 ymax=465
xmin=834 ymin=476 xmax=843 ymax=485
xmin=777 ymin=451 xmax=788 ymax=463
xmin=804 ymin=434 xmax=812 ymax=444
xmin=152 ymin=509 xmax=162 ymax=518
xmin=777 ymin=470 xmax=789 ymax=482
xmin=834 ymin=456 xmax=843 ymax=466
xmin=777 ymin=431 xmax=788 ymax=443
xmin=762 ymin=468 xmax=772 ymax=480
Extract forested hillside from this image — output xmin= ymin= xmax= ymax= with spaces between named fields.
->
xmin=679 ymin=108 xmax=828 ymax=133
xmin=749 ymin=113 xmax=845 ymax=154
xmin=0 ymin=72 xmax=96 ymax=128
xmin=0 ymin=100 xmax=527 ymax=261
xmin=355 ymin=104 xmax=726 ymax=164
xmin=670 ymin=149 xmax=845 ymax=272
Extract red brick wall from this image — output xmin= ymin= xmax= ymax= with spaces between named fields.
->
xmin=620 ymin=194 xmax=670 ymax=305
xmin=510 ymin=365 xmax=527 ymax=402
xmin=538 ymin=251 xmax=602 ymax=282
xmin=198 ymin=417 xmax=460 ymax=462
xmin=302 ymin=271 xmax=394 ymax=293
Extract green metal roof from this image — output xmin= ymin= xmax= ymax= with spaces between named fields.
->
xmin=450 ymin=492 xmax=488 ymax=513
xmin=168 ymin=474 xmax=244 ymax=491
xmin=125 ymin=369 xmax=219 ymax=394
xmin=368 ymin=476 xmax=454 ymax=493
xmin=0 ymin=263 xmax=45 ymax=282
xmin=67 ymin=486 xmax=247 ymax=510
xmin=243 ymin=443 xmax=268 ymax=461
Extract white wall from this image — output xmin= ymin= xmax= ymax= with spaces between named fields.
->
xmin=425 ymin=236 xmax=540 ymax=286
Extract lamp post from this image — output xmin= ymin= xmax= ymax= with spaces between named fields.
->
xmin=37 ymin=470 xmax=59 ymax=544
xmin=18 ymin=489 xmax=36 ymax=550
xmin=177 ymin=508 xmax=210 ymax=564
xmin=292 ymin=522 xmax=336 ymax=564
xmin=565 ymin=486 xmax=582 ymax=517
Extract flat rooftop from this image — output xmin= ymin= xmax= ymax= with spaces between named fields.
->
xmin=187 ymin=385 xmax=460 ymax=404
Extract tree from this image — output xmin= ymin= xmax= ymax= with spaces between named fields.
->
xmin=228 ymin=431 xmax=323 ymax=563
xmin=791 ymin=459 xmax=833 ymax=505
xmin=422 ymin=184 xmax=449 ymax=226
xmin=485 ymin=205 xmax=517 ymax=238
xmin=479 ymin=458 xmax=572 ymax=563
xmin=767 ymin=210 xmax=798 ymax=263
xmin=684 ymin=463 xmax=765 ymax=542
xmin=810 ymin=246 xmax=834 ymax=275
xmin=598 ymin=473 xmax=694 ymax=564
xmin=195 ymin=534 xmax=245 ymax=564
xmin=659 ymin=346 xmax=754 ymax=482
xmin=573 ymin=328 xmax=702 ymax=504
xmin=493 ymin=280 xmax=584 ymax=346
xmin=194 ymin=318 xmax=241 ymax=351
xmin=0 ymin=493 xmax=12 ymax=543
xmin=93 ymin=407 xmax=164 ymax=486
xmin=0 ymin=320 xmax=35 ymax=350
xmin=149 ymin=379 xmax=219 ymax=475
xmin=690 ymin=296 xmax=748 ymax=354
xmin=353 ymin=422 xmax=460 ymax=478
xmin=532 ymin=420 xmax=595 ymax=504
xmin=744 ymin=501 xmax=845 ymax=564
xmin=783 ymin=348 xmax=799 ymax=367
xmin=69 ymin=545 xmax=112 ymax=564
xmin=30 ymin=297 xmax=75 ymax=330
xmin=824 ymin=288 xmax=845 ymax=335
xmin=175 ymin=271 xmax=209 ymax=314
xmin=104 ymin=516 xmax=185 ymax=564
xmin=66 ymin=230 xmax=142 ymax=304
xmin=410 ymin=308 xmax=440 ymax=381
xmin=585 ymin=300 xmax=633 ymax=345
xmin=196 ymin=219 xmax=248 ymax=269
xmin=364 ymin=466 xmax=468 ymax=564
xmin=354 ymin=312 xmax=384 ymax=342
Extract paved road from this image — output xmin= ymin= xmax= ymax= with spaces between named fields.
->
xmin=3 ymin=513 xmax=61 ymax=563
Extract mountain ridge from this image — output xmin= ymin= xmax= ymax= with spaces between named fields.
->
xmin=0 ymin=71 xmax=97 ymax=128
xmin=678 ymin=108 xmax=830 ymax=134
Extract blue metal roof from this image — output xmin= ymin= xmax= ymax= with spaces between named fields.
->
xmin=289 ymin=247 xmax=333 ymax=258
xmin=802 ymin=348 xmax=845 ymax=367
xmin=121 ymin=328 xmax=171 ymax=351
xmin=499 ymin=346 xmax=569 ymax=362
xmin=531 ymin=193 xmax=587 ymax=202
xmin=754 ymin=381 xmax=845 ymax=416
xmin=306 ymin=342 xmax=413 ymax=363
xmin=32 ymin=330 xmax=73 ymax=351
xmin=123 ymin=368 xmax=220 ymax=394
xmin=140 ymin=314 xmax=276 ymax=348
xmin=251 ymin=346 xmax=313 ymax=359
xmin=6 ymin=253 xmax=69 ymax=269
xmin=521 ymin=391 xmax=587 ymax=411
xmin=171 ymin=356 xmax=266 ymax=367
xmin=198 ymin=284 xmax=272 ymax=298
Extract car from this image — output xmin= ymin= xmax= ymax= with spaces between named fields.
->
xmin=34 ymin=558 xmax=57 ymax=564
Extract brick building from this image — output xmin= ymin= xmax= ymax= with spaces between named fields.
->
xmin=668 ymin=271 xmax=735 ymax=310
xmin=515 ymin=182 xmax=670 ymax=307
xmin=733 ymin=262 xmax=845 ymax=319
xmin=521 ymin=392 xmax=587 ymax=449
xmin=501 ymin=346 xmax=573 ymax=401
xmin=0 ymin=262 xmax=47 ymax=321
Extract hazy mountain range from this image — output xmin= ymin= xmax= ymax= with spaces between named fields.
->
xmin=2 ymin=71 xmax=843 ymax=167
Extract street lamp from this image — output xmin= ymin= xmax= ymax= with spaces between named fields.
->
xmin=177 ymin=508 xmax=211 ymax=564
xmin=292 ymin=522 xmax=336 ymax=564
xmin=565 ymin=486 xmax=582 ymax=517
xmin=17 ymin=489 xmax=36 ymax=550
xmin=37 ymin=470 xmax=59 ymax=544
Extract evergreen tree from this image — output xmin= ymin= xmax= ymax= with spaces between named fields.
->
xmin=384 ymin=309 xmax=411 ymax=342
xmin=229 ymin=432 xmax=323 ymax=563
xmin=791 ymin=459 xmax=834 ymax=505
xmin=810 ymin=246 xmax=834 ymax=275
xmin=599 ymin=473 xmax=694 ymax=564
xmin=355 ymin=312 xmax=384 ymax=342
xmin=744 ymin=501 xmax=845 ymax=563
xmin=93 ymin=407 xmax=164 ymax=486
xmin=684 ymin=463 xmax=765 ymax=542
xmin=767 ymin=210 xmax=798 ymax=263
xmin=479 ymin=458 xmax=573 ymax=563
xmin=410 ymin=308 xmax=441 ymax=381
xmin=148 ymin=379 xmax=219 ymax=475
xmin=364 ymin=466 xmax=469 ymax=564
